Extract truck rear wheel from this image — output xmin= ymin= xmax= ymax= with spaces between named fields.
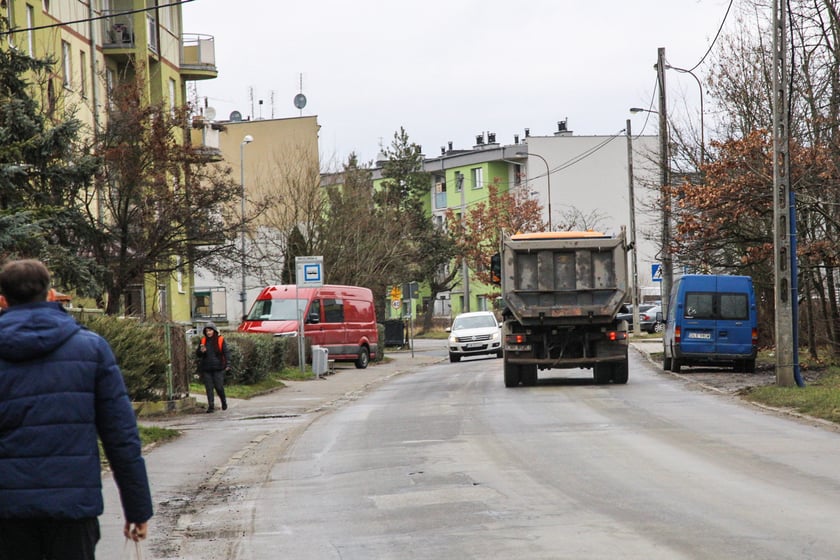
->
xmin=504 ymin=362 xmax=521 ymax=387
xmin=612 ymin=362 xmax=629 ymax=384
xmin=593 ymin=364 xmax=611 ymax=384
xmin=521 ymin=365 xmax=538 ymax=386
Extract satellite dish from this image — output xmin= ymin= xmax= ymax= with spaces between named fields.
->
xmin=293 ymin=93 xmax=307 ymax=110
xmin=205 ymin=106 xmax=216 ymax=121
xmin=230 ymin=110 xmax=242 ymax=122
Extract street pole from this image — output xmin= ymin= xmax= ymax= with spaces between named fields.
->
xmin=772 ymin=0 xmax=799 ymax=386
xmin=457 ymin=172 xmax=469 ymax=313
xmin=516 ymin=151 xmax=551 ymax=231
xmin=240 ymin=135 xmax=253 ymax=321
xmin=657 ymin=47 xmax=672 ymax=320
xmin=667 ymin=65 xmax=705 ymax=165
xmin=626 ymin=120 xmax=641 ymax=336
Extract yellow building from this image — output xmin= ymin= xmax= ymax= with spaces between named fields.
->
xmin=191 ymin=114 xmax=322 ymax=326
xmin=2 ymin=0 xmax=217 ymax=321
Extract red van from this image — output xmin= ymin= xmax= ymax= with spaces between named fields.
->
xmin=238 ymin=284 xmax=379 ymax=368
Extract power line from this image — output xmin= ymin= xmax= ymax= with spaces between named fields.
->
xmin=0 ymin=0 xmax=195 ymax=36
xmin=685 ymin=0 xmax=734 ymax=72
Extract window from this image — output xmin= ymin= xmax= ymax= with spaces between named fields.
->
xmin=719 ymin=293 xmax=749 ymax=320
xmin=6 ymin=0 xmax=15 ymax=48
xmin=684 ymin=293 xmax=714 ymax=319
xmin=79 ymin=50 xmax=87 ymax=98
xmin=168 ymin=78 xmax=176 ymax=115
xmin=684 ymin=292 xmax=748 ymax=321
xmin=26 ymin=4 xmax=34 ymax=55
xmin=176 ymin=256 xmax=184 ymax=293
xmin=471 ymin=167 xmax=483 ymax=189
xmin=105 ymin=67 xmax=115 ymax=105
xmin=61 ymin=41 xmax=71 ymax=88
xmin=323 ymin=299 xmax=344 ymax=323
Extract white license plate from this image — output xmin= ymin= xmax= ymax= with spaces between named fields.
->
xmin=688 ymin=332 xmax=711 ymax=340
xmin=466 ymin=342 xmax=484 ymax=349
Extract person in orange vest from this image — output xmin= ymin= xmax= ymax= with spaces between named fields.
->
xmin=195 ymin=322 xmax=231 ymax=413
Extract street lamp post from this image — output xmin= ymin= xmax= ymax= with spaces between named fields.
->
xmin=630 ymin=97 xmax=670 ymax=319
xmin=240 ymin=134 xmax=254 ymax=321
xmin=625 ymin=119 xmax=641 ymax=336
xmin=666 ymin=64 xmax=705 ymax=165
xmin=516 ymin=151 xmax=552 ymax=231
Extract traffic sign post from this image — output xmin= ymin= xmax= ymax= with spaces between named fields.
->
xmin=651 ymin=263 xmax=662 ymax=283
xmin=294 ymin=256 xmax=324 ymax=373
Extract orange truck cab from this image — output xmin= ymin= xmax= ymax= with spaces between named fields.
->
xmin=238 ymin=284 xmax=379 ymax=369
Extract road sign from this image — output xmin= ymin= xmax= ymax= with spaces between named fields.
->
xmin=391 ymin=298 xmax=401 ymax=309
xmin=651 ymin=263 xmax=662 ymax=283
xmin=390 ymin=286 xmax=402 ymax=300
xmin=295 ymin=256 xmax=324 ymax=287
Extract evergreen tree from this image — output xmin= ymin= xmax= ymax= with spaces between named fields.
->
xmin=0 ymin=15 xmax=101 ymax=293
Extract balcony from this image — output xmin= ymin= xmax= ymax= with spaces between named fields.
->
xmin=181 ymin=34 xmax=217 ymax=80
xmin=102 ymin=11 xmax=136 ymax=50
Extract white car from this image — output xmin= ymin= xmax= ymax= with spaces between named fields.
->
xmin=446 ymin=311 xmax=503 ymax=362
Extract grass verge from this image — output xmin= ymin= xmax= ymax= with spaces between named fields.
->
xmin=743 ymin=367 xmax=840 ymax=424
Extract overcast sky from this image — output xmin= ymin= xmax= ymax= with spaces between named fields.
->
xmin=182 ymin=0 xmax=733 ymax=166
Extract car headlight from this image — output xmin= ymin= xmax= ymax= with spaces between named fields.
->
xmin=448 ymin=336 xmax=457 ymax=345
xmin=491 ymin=331 xmax=501 ymax=341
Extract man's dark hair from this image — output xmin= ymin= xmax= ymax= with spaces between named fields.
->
xmin=0 ymin=259 xmax=51 ymax=305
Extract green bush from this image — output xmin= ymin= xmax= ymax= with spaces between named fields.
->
xmin=77 ymin=314 xmax=169 ymax=402
xmin=191 ymin=333 xmax=304 ymax=386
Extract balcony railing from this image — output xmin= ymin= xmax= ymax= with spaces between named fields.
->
xmin=181 ymin=34 xmax=217 ymax=79
xmin=101 ymin=10 xmax=135 ymax=48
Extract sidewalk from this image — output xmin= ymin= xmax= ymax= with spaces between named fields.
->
xmin=98 ymin=339 xmax=447 ymax=558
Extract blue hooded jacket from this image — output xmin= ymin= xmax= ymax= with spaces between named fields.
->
xmin=0 ymin=302 xmax=153 ymax=522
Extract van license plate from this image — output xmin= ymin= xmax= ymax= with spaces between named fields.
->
xmin=688 ymin=332 xmax=711 ymax=340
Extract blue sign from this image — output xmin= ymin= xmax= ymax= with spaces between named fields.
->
xmin=651 ymin=263 xmax=662 ymax=283
xmin=295 ymin=256 xmax=324 ymax=287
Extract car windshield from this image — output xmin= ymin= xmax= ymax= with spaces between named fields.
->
xmin=246 ymin=298 xmax=306 ymax=321
xmin=452 ymin=315 xmax=496 ymax=330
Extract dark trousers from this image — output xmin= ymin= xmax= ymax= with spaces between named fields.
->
xmin=0 ymin=517 xmax=99 ymax=560
xmin=202 ymin=369 xmax=227 ymax=409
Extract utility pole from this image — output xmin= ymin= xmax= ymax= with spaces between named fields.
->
xmin=772 ymin=0 xmax=798 ymax=386
xmin=626 ymin=120 xmax=641 ymax=336
xmin=457 ymin=172 xmax=470 ymax=313
xmin=657 ymin=47 xmax=672 ymax=319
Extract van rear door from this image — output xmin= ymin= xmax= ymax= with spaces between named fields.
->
xmin=713 ymin=276 xmax=753 ymax=356
xmin=681 ymin=288 xmax=717 ymax=355
xmin=681 ymin=276 xmax=752 ymax=357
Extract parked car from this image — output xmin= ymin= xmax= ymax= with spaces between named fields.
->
xmin=640 ymin=305 xmax=664 ymax=333
xmin=616 ymin=303 xmax=657 ymax=330
xmin=446 ymin=311 xmax=503 ymax=362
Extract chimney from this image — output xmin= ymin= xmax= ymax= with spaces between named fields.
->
xmin=448 ymin=141 xmax=453 ymax=151
xmin=554 ymin=119 xmax=572 ymax=136
xmin=514 ymin=134 xmax=519 ymax=144
xmin=487 ymin=132 xmax=497 ymax=144
xmin=524 ymin=128 xmax=530 ymax=138
xmin=475 ymin=133 xmax=485 ymax=147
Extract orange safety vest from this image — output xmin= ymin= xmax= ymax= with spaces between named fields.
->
xmin=201 ymin=335 xmax=226 ymax=367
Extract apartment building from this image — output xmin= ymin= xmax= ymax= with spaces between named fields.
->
xmin=382 ymin=123 xmax=660 ymax=319
xmin=2 ymin=0 xmax=217 ymax=322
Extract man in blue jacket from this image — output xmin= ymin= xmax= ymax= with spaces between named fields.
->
xmin=0 ymin=259 xmax=153 ymax=559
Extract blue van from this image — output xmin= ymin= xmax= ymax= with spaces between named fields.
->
xmin=663 ymin=274 xmax=757 ymax=373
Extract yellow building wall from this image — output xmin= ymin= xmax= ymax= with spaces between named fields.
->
xmin=3 ymin=0 xmax=207 ymax=323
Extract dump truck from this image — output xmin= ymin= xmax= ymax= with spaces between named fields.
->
xmin=493 ymin=230 xmax=630 ymax=387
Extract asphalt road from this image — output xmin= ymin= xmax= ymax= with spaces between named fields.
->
xmin=99 ymin=340 xmax=840 ymax=559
